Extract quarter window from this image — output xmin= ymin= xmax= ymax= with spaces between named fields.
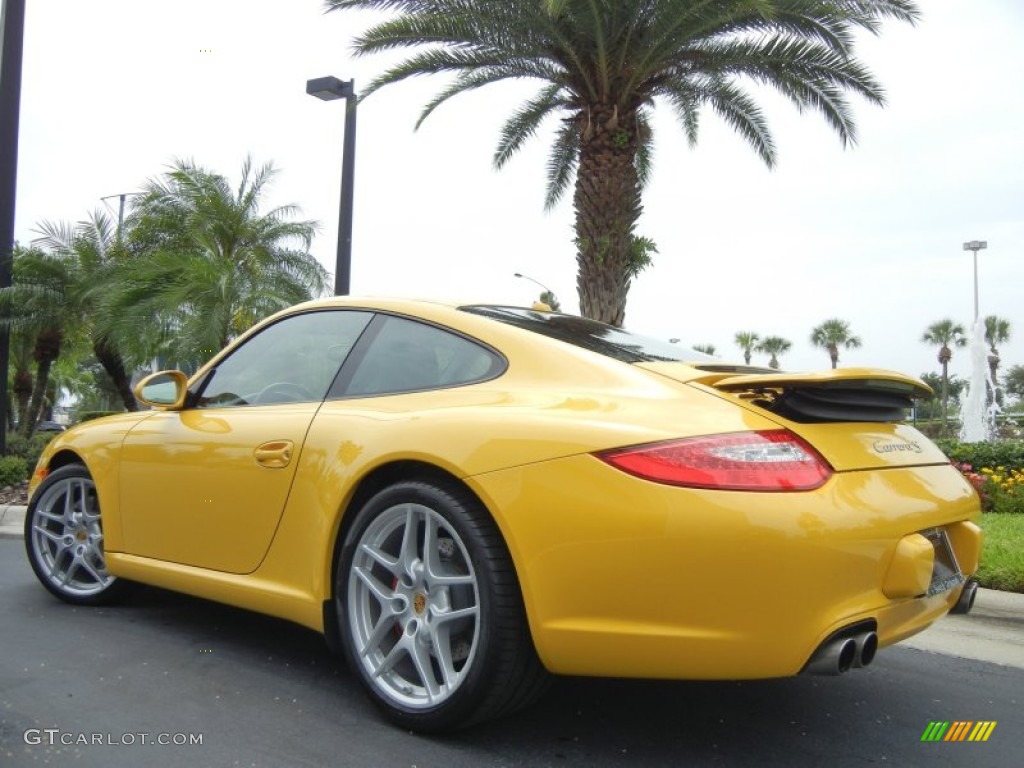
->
xmin=343 ymin=316 xmax=502 ymax=396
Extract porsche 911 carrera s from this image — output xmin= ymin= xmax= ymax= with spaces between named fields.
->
xmin=25 ymin=298 xmax=981 ymax=732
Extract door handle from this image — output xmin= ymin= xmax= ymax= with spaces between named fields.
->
xmin=254 ymin=440 xmax=294 ymax=469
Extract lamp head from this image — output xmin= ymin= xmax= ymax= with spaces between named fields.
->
xmin=306 ymin=76 xmax=354 ymax=101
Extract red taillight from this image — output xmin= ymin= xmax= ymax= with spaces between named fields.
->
xmin=597 ymin=430 xmax=833 ymax=492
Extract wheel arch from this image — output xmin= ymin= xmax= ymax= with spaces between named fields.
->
xmin=31 ymin=448 xmax=89 ymax=494
xmin=41 ymin=447 xmax=85 ymax=470
xmin=322 ymin=458 xmax=531 ymax=654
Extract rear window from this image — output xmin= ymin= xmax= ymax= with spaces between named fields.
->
xmin=460 ymin=305 xmax=712 ymax=364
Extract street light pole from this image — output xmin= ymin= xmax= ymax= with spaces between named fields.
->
xmin=962 ymin=240 xmax=987 ymax=321
xmin=307 ymin=76 xmax=358 ymax=296
xmin=0 ymin=0 xmax=27 ymax=452
xmin=514 ymin=272 xmax=559 ymax=309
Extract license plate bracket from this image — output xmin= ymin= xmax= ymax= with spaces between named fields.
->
xmin=922 ymin=528 xmax=964 ymax=596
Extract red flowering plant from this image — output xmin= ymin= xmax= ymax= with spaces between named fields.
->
xmin=954 ymin=462 xmax=990 ymax=510
xmin=952 ymin=461 xmax=1024 ymax=513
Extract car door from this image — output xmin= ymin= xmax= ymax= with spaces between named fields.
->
xmin=118 ymin=310 xmax=373 ymax=573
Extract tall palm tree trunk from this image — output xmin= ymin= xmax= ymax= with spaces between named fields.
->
xmin=574 ymin=105 xmax=642 ymax=327
xmin=23 ymin=362 xmax=54 ymax=437
xmin=940 ymin=359 xmax=950 ymax=430
xmin=988 ymin=352 xmax=1001 ymax=407
xmin=937 ymin=344 xmax=953 ymax=434
xmin=94 ymin=340 xmax=138 ymax=411
xmin=13 ymin=368 xmax=33 ymax=428
xmin=22 ymin=330 xmax=62 ymax=437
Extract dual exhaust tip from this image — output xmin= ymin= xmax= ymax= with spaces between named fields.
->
xmin=805 ymin=630 xmax=878 ymax=676
xmin=805 ymin=580 xmax=979 ymax=676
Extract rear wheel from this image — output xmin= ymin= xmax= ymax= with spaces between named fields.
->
xmin=336 ymin=480 xmax=547 ymax=732
xmin=25 ymin=464 xmax=124 ymax=605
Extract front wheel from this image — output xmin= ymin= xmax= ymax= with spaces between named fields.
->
xmin=336 ymin=480 xmax=548 ymax=732
xmin=25 ymin=464 xmax=124 ymax=605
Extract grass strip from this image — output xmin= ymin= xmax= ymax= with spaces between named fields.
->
xmin=977 ymin=513 xmax=1024 ymax=593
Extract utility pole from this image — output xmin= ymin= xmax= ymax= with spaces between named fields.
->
xmin=101 ymin=192 xmax=139 ymax=242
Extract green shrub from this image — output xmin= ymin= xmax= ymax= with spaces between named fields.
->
xmin=3 ymin=432 xmax=53 ymax=475
xmin=934 ymin=439 xmax=1024 ymax=471
xmin=0 ymin=455 xmax=28 ymax=487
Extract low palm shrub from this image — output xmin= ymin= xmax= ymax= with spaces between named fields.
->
xmin=0 ymin=455 xmax=28 ymax=487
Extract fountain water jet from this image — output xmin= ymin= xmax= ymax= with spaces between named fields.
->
xmin=959 ymin=319 xmax=999 ymax=442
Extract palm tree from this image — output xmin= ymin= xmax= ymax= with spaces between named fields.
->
xmin=810 ymin=319 xmax=861 ymax=369
xmin=734 ymin=331 xmax=760 ymax=365
xmin=32 ymin=212 xmax=142 ymax=412
xmin=7 ymin=327 xmax=35 ymax=430
xmin=693 ymin=343 xmax=716 ymax=356
xmin=1004 ymin=365 xmax=1024 ymax=402
xmin=921 ymin=319 xmax=967 ymax=429
xmin=983 ymin=314 xmax=1011 ymax=405
xmin=0 ymin=246 xmax=86 ymax=436
xmin=917 ymin=372 xmax=966 ymax=422
xmin=757 ymin=336 xmax=792 ymax=370
xmin=110 ymin=158 xmax=329 ymax=369
xmin=325 ymin=0 xmax=918 ymax=325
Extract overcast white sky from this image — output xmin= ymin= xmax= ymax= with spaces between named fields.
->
xmin=13 ymin=0 xmax=1024 ymax=381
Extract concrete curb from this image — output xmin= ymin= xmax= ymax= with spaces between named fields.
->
xmin=900 ymin=586 xmax=1024 ymax=669
xmin=0 ymin=503 xmax=26 ymax=540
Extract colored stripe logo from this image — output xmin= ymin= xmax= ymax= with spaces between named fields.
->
xmin=921 ymin=721 xmax=997 ymax=742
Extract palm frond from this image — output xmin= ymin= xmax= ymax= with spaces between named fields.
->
xmin=543 ymin=120 xmax=579 ymax=211
xmin=111 ymin=157 xmax=326 ymax=361
xmin=325 ymin=0 xmax=917 ymax=324
xmin=704 ymin=79 xmax=776 ymax=167
xmin=494 ymin=84 xmax=565 ymax=168
xmin=415 ymin=67 xmax=530 ymax=129
xmin=634 ymin=111 xmax=654 ymax=190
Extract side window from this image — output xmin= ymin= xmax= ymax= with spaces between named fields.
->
xmin=197 ymin=310 xmax=372 ymax=407
xmin=343 ymin=315 xmax=503 ymax=397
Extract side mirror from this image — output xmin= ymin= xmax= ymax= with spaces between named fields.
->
xmin=134 ymin=370 xmax=189 ymax=410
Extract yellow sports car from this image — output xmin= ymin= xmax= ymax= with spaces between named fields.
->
xmin=25 ymin=298 xmax=981 ymax=732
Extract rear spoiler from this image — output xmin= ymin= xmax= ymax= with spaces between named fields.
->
xmin=706 ymin=368 xmax=932 ymax=423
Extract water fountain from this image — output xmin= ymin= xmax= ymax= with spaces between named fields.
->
xmin=959 ymin=319 xmax=999 ymax=442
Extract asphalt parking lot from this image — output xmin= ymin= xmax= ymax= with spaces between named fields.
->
xmin=3 ymin=504 xmax=1022 ymax=767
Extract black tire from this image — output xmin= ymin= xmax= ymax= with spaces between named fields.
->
xmin=24 ymin=464 xmax=125 ymax=605
xmin=336 ymin=479 xmax=548 ymax=732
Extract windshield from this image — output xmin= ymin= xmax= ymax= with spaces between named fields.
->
xmin=459 ymin=305 xmax=713 ymax=364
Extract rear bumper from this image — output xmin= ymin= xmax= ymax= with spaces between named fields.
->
xmin=468 ymin=457 xmax=981 ymax=679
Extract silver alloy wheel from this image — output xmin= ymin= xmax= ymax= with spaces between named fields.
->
xmin=347 ymin=501 xmax=481 ymax=709
xmin=28 ymin=474 xmax=114 ymax=598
